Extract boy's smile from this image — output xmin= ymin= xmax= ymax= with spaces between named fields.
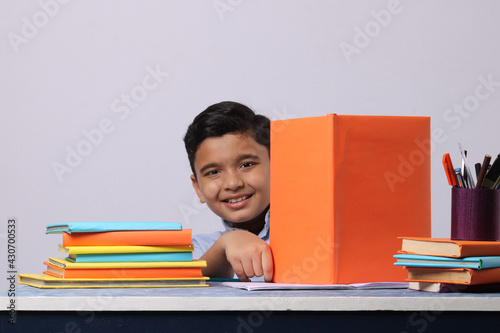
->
xmin=191 ymin=133 xmax=270 ymax=228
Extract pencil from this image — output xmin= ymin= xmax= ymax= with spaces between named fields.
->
xmin=475 ymin=154 xmax=492 ymax=189
xmin=482 ymin=154 xmax=500 ymax=189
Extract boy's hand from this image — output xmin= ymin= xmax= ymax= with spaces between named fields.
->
xmin=220 ymin=230 xmax=273 ymax=282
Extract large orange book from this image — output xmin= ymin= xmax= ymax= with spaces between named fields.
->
xmin=270 ymin=114 xmax=431 ymax=284
xmin=399 ymin=237 xmax=500 ymax=258
xmin=62 ymin=229 xmax=192 ymax=246
xmin=407 ymin=267 xmax=500 ymax=285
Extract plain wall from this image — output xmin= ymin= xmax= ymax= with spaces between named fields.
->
xmin=2 ymin=0 xmax=500 ymax=290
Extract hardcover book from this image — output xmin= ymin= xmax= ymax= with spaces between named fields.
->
xmin=399 ymin=237 xmax=500 ymax=258
xmin=58 ymin=244 xmax=194 ymax=254
xmin=19 ymin=274 xmax=208 ymax=288
xmin=408 ymin=281 xmax=500 ymax=293
xmin=406 ymin=266 xmax=500 ymax=285
xmin=271 ymin=114 xmax=431 ymax=284
xmin=47 ymin=257 xmax=205 ymax=269
xmin=61 ymin=229 xmax=192 ymax=246
xmin=46 ymin=221 xmax=182 ymax=234
xmin=66 ymin=251 xmax=193 ymax=263
xmin=394 ymin=254 xmax=500 ymax=269
xmin=44 ymin=258 xmax=206 ymax=279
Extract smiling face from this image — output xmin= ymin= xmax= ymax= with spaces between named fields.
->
xmin=190 ymin=133 xmax=270 ymax=225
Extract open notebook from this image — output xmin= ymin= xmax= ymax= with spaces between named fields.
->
xmin=221 ymin=281 xmax=409 ymax=291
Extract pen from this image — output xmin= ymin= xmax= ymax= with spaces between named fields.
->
xmin=461 ymin=154 xmax=467 ymax=187
xmin=208 ymin=278 xmax=241 ymax=282
xmin=475 ymin=154 xmax=492 ymax=189
xmin=458 ymin=143 xmax=475 ymax=188
xmin=482 ymin=154 xmax=500 ymax=189
xmin=455 ymin=168 xmax=464 ymax=188
xmin=475 ymin=163 xmax=481 ymax=179
xmin=442 ymin=153 xmax=459 ymax=187
xmin=494 ymin=173 xmax=500 ymax=189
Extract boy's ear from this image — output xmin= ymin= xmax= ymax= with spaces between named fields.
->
xmin=190 ymin=174 xmax=206 ymax=204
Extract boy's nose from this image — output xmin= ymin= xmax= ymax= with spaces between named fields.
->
xmin=223 ymin=171 xmax=244 ymax=190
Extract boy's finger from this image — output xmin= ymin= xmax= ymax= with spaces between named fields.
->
xmin=232 ymin=260 xmax=250 ymax=282
xmin=241 ymin=257 xmax=256 ymax=280
xmin=261 ymin=249 xmax=274 ymax=282
xmin=252 ymin=255 xmax=264 ymax=278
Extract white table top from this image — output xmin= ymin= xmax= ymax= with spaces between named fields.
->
xmin=3 ymin=283 xmax=500 ymax=312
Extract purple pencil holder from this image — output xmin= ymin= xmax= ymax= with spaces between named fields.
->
xmin=451 ymin=187 xmax=500 ymax=241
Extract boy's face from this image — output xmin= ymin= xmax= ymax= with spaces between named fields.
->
xmin=190 ymin=133 xmax=270 ymax=225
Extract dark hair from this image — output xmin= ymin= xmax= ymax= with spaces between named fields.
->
xmin=183 ymin=101 xmax=270 ymax=177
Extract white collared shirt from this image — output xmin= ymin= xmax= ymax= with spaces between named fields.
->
xmin=192 ymin=210 xmax=270 ymax=281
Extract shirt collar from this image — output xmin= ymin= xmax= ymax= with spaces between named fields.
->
xmin=222 ymin=210 xmax=270 ymax=240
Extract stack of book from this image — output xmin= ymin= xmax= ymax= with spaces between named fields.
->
xmin=394 ymin=237 xmax=500 ymax=293
xmin=19 ymin=222 xmax=208 ymax=288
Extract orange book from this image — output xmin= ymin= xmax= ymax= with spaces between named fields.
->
xmin=44 ymin=261 xmax=203 ymax=279
xmin=399 ymin=237 xmax=500 ymax=258
xmin=407 ymin=267 xmax=500 ymax=285
xmin=270 ymin=114 xmax=431 ymax=284
xmin=62 ymin=229 xmax=192 ymax=246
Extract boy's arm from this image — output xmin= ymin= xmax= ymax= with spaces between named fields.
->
xmin=199 ymin=230 xmax=273 ymax=282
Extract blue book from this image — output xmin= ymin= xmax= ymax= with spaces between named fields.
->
xmin=66 ymin=252 xmax=193 ymax=263
xmin=46 ymin=222 xmax=182 ymax=234
xmin=394 ymin=254 xmax=500 ymax=269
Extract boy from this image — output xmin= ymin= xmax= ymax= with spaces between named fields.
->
xmin=183 ymin=101 xmax=273 ymax=282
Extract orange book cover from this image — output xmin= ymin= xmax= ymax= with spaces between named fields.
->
xmin=44 ymin=262 xmax=203 ymax=279
xmin=62 ymin=229 xmax=192 ymax=246
xmin=407 ymin=267 xmax=500 ymax=285
xmin=399 ymin=237 xmax=500 ymax=258
xmin=270 ymin=114 xmax=431 ymax=284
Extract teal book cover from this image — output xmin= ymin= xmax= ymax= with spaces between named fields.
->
xmin=66 ymin=252 xmax=193 ymax=263
xmin=394 ymin=254 xmax=500 ymax=269
xmin=46 ymin=222 xmax=182 ymax=234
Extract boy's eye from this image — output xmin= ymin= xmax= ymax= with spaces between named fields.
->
xmin=241 ymin=162 xmax=255 ymax=168
xmin=204 ymin=170 xmax=219 ymax=176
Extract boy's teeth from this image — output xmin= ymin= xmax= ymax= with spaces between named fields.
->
xmin=227 ymin=195 xmax=249 ymax=203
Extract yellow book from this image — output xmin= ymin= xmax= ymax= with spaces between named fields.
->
xmin=48 ymin=257 xmax=206 ymax=269
xmin=19 ymin=274 xmax=208 ymax=288
xmin=58 ymin=244 xmax=194 ymax=254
